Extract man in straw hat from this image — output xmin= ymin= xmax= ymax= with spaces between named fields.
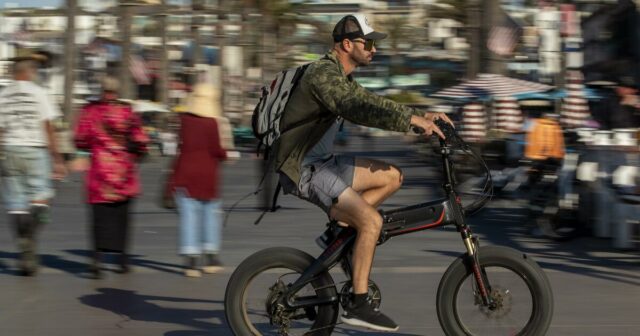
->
xmin=0 ymin=49 xmax=67 ymax=276
xmin=273 ymin=14 xmax=453 ymax=331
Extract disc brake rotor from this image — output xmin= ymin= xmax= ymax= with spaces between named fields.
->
xmin=478 ymin=286 xmax=513 ymax=319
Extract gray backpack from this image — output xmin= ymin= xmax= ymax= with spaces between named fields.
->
xmin=251 ymin=64 xmax=310 ymax=157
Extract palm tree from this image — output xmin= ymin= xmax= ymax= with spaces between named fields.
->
xmin=235 ymin=0 xmax=329 ymax=79
xmin=428 ymin=0 xmax=468 ymax=24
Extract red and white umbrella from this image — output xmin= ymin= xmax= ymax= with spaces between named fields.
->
xmin=561 ymin=70 xmax=591 ymax=129
xmin=493 ymin=95 xmax=524 ymax=133
xmin=459 ymin=102 xmax=487 ymax=143
xmin=432 ymin=73 xmax=553 ymax=100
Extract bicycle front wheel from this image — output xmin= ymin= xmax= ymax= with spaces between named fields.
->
xmin=224 ymin=247 xmax=339 ymax=336
xmin=437 ymin=245 xmax=553 ymax=336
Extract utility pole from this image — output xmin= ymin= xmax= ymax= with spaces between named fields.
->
xmin=156 ymin=0 xmax=169 ymax=105
xmin=119 ymin=0 xmax=135 ymax=99
xmin=216 ymin=1 xmax=225 ymax=100
xmin=63 ymin=0 xmax=76 ymax=119
xmin=481 ymin=0 xmax=507 ymax=75
xmin=190 ymin=0 xmax=204 ymax=85
xmin=467 ymin=0 xmax=481 ymax=79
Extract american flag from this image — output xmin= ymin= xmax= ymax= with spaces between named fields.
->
xmin=129 ymin=55 xmax=151 ymax=85
xmin=487 ymin=26 xmax=519 ymax=56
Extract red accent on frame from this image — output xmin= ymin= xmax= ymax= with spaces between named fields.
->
xmin=393 ymin=211 xmax=446 ymax=235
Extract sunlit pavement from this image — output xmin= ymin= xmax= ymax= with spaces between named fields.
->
xmin=1 ymin=135 xmax=638 ymax=336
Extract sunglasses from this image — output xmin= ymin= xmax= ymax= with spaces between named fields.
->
xmin=351 ymin=39 xmax=376 ymax=51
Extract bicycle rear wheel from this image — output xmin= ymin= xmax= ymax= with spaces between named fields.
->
xmin=224 ymin=247 xmax=339 ymax=336
xmin=437 ymin=246 xmax=553 ymax=336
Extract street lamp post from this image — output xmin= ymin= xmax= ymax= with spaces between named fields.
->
xmin=64 ymin=0 xmax=77 ymax=119
xmin=119 ymin=0 xmax=138 ymax=100
xmin=190 ymin=0 xmax=204 ymax=85
xmin=155 ymin=0 xmax=169 ymax=105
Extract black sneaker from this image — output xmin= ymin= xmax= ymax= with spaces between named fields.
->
xmin=341 ymin=301 xmax=399 ymax=332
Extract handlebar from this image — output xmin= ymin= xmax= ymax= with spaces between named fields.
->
xmin=413 ymin=119 xmax=465 ymax=149
xmin=413 ymin=118 xmax=492 ymax=216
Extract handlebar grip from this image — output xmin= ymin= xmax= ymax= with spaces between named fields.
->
xmin=434 ymin=119 xmax=455 ymax=139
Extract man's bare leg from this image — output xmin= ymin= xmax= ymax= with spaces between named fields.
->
xmin=330 ymin=187 xmax=399 ymax=331
xmin=329 ymin=188 xmax=382 ymax=294
xmin=353 ymin=158 xmax=403 ymax=207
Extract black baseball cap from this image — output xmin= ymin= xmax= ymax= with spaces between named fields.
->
xmin=332 ymin=14 xmax=387 ymax=42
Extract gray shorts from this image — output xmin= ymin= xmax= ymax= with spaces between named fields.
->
xmin=280 ymin=155 xmax=355 ymax=214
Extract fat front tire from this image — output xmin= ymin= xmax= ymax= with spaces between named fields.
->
xmin=437 ymin=245 xmax=553 ymax=336
xmin=225 ymin=247 xmax=339 ymax=336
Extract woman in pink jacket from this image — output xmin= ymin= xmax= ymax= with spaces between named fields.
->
xmin=74 ymin=76 xmax=149 ymax=279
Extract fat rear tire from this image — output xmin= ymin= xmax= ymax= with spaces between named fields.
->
xmin=225 ymin=247 xmax=339 ymax=336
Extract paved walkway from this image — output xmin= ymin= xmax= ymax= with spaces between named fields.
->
xmin=1 ymin=136 xmax=638 ymax=335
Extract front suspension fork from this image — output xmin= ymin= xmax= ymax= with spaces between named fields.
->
xmin=461 ymin=227 xmax=496 ymax=309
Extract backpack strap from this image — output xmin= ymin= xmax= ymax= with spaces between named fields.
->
xmin=270 ymin=182 xmax=282 ymax=211
xmin=254 ymin=182 xmax=282 ymax=225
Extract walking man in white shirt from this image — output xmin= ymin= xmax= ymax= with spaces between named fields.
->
xmin=0 ymin=51 xmax=67 ymax=276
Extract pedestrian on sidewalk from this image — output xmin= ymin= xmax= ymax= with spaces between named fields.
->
xmin=170 ymin=83 xmax=227 ymax=277
xmin=74 ymin=76 xmax=149 ymax=279
xmin=0 ymin=50 xmax=67 ymax=276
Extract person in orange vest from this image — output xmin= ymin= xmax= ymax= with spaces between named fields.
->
xmin=524 ymin=112 xmax=565 ymax=165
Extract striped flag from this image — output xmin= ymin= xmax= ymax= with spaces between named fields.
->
xmin=487 ymin=26 xmax=519 ymax=56
xmin=129 ymin=55 xmax=151 ymax=85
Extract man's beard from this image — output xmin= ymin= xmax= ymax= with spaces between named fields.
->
xmin=354 ymin=54 xmax=371 ymax=66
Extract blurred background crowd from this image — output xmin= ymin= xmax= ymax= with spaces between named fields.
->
xmin=0 ymin=0 xmax=639 ymax=252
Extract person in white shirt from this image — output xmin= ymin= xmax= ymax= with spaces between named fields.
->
xmin=0 ymin=52 xmax=67 ymax=276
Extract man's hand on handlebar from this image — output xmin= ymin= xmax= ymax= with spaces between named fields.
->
xmin=410 ymin=112 xmax=455 ymax=140
xmin=410 ymin=115 xmax=446 ymax=139
xmin=424 ymin=112 xmax=454 ymax=128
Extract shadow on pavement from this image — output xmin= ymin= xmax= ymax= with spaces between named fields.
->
xmin=0 ymin=249 xmax=196 ymax=277
xmin=66 ymin=249 xmax=186 ymax=276
xmin=332 ymin=325 xmax=422 ymax=336
xmin=0 ymin=250 xmax=89 ymax=277
xmin=79 ymin=288 xmax=227 ymax=335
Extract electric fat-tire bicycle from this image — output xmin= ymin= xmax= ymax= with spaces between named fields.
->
xmin=225 ymin=120 xmax=554 ymax=336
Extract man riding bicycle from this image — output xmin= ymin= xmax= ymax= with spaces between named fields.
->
xmin=274 ymin=14 xmax=453 ymax=332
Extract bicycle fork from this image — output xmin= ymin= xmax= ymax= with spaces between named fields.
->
xmin=460 ymin=225 xmax=496 ymax=309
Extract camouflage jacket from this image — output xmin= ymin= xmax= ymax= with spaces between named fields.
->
xmin=274 ymin=51 xmax=420 ymax=185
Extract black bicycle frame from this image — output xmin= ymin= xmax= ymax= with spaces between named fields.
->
xmin=282 ymin=141 xmax=494 ymax=310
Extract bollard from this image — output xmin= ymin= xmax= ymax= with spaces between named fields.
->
xmin=611 ymin=136 xmax=640 ymax=250
xmin=612 ymin=169 xmax=639 ymax=249
xmin=592 ymin=131 xmax=615 ymax=238
xmin=576 ymin=145 xmax=598 ymax=233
